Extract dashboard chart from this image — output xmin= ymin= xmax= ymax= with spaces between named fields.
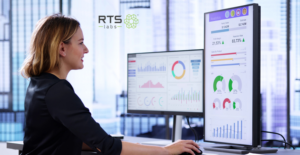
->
xmin=208 ymin=117 xmax=247 ymax=143
xmin=205 ymin=5 xmax=254 ymax=145
xmin=128 ymin=50 xmax=203 ymax=113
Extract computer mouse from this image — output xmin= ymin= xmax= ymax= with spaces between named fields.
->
xmin=180 ymin=148 xmax=202 ymax=155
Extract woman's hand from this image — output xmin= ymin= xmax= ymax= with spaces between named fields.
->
xmin=163 ymin=140 xmax=200 ymax=155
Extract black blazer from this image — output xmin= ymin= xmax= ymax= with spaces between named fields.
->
xmin=22 ymin=73 xmax=122 ymax=155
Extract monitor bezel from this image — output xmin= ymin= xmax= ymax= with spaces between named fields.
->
xmin=127 ymin=49 xmax=204 ymax=116
xmin=203 ymin=3 xmax=261 ymax=147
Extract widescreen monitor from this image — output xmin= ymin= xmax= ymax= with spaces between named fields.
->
xmin=127 ymin=50 xmax=203 ymax=116
xmin=204 ymin=4 xmax=261 ymax=147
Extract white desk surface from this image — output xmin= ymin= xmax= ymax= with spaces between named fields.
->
xmin=6 ymin=136 xmax=300 ymax=155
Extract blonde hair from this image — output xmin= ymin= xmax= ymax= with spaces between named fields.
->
xmin=20 ymin=14 xmax=80 ymax=78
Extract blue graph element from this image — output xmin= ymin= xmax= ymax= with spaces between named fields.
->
xmin=138 ymin=62 xmax=166 ymax=72
xmin=191 ymin=60 xmax=201 ymax=74
xmin=128 ymin=69 xmax=136 ymax=77
xmin=211 ymin=29 xmax=229 ymax=34
xmin=212 ymin=120 xmax=243 ymax=140
xmin=211 ymin=63 xmax=245 ymax=67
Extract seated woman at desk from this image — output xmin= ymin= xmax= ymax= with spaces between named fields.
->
xmin=20 ymin=14 xmax=200 ymax=155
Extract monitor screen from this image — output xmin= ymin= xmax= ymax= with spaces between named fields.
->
xmin=204 ymin=5 xmax=257 ymax=146
xmin=127 ymin=50 xmax=203 ymax=115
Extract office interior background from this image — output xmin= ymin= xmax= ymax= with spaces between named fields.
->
xmin=0 ymin=0 xmax=300 ymax=148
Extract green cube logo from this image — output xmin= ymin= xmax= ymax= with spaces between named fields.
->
xmin=124 ymin=14 xmax=139 ymax=29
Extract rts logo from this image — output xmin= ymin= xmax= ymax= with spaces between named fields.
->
xmin=98 ymin=14 xmax=139 ymax=29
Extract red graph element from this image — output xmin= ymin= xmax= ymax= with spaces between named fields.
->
xmin=213 ymin=103 xmax=216 ymax=109
xmin=223 ymin=98 xmax=231 ymax=109
xmin=139 ymin=80 xmax=164 ymax=88
xmin=128 ymin=60 xmax=136 ymax=63
xmin=211 ymin=52 xmax=236 ymax=57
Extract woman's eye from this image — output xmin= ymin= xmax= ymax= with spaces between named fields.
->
xmin=80 ymin=42 xmax=83 ymax=45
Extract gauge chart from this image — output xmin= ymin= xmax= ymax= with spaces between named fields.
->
xmin=229 ymin=74 xmax=242 ymax=93
xmin=213 ymin=98 xmax=221 ymax=110
xmin=223 ymin=98 xmax=231 ymax=110
xmin=233 ymin=98 xmax=242 ymax=111
xmin=135 ymin=94 xmax=167 ymax=110
xmin=213 ymin=75 xmax=226 ymax=93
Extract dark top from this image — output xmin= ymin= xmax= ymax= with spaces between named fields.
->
xmin=22 ymin=73 xmax=122 ymax=155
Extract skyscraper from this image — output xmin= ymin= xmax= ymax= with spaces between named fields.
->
xmin=290 ymin=0 xmax=300 ymax=147
xmin=0 ymin=0 xmax=70 ymax=141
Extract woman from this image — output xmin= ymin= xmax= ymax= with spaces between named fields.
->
xmin=20 ymin=14 xmax=200 ymax=155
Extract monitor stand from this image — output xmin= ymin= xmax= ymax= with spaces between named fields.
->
xmin=140 ymin=115 xmax=183 ymax=146
xmin=172 ymin=115 xmax=183 ymax=142
xmin=204 ymin=145 xmax=278 ymax=154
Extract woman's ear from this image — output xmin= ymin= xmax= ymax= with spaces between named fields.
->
xmin=58 ymin=42 xmax=66 ymax=57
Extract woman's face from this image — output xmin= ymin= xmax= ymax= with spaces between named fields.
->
xmin=63 ymin=27 xmax=89 ymax=70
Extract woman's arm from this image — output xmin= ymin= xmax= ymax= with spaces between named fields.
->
xmin=82 ymin=142 xmax=93 ymax=151
xmin=121 ymin=140 xmax=200 ymax=155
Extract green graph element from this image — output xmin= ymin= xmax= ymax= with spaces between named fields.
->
xmin=172 ymin=71 xmax=176 ymax=78
xmin=222 ymin=41 xmax=224 ymax=44
xmin=233 ymin=101 xmax=236 ymax=109
xmin=243 ymin=38 xmax=245 ymax=42
xmin=159 ymin=97 xmax=163 ymax=106
xmin=229 ymin=79 xmax=233 ymax=92
xmin=213 ymin=76 xmax=223 ymax=92
xmin=124 ymin=14 xmax=139 ymax=29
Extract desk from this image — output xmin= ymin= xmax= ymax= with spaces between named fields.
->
xmin=6 ymin=136 xmax=300 ymax=155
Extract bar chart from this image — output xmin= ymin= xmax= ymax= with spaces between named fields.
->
xmin=210 ymin=51 xmax=247 ymax=68
xmin=138 ymin=62 xmax=166 ymax=72
xmin=212 ymin=120 xmax=243 ymax=140
xmin=170 ymin=87 xmax=201 ymax=104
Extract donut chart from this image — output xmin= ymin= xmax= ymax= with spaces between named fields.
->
xmin=144 ymin=97 xmax=155 ymax=106
xmin=233 ymin=98 xmax=242 ymax=110
xmin=229 ymin=75 xmax=242 ymax=92
xmin=172 ymin=61 xmax=186 ymax=79
xmin=137 ymin=97 xmax=143 ymax=106
xmin=223 ymin=98 xmax=231 ymax=110
xmin=159 ymin=97 xmax=164 ymax=106
xmin=213 ymin=98 xmax=221 ymax=110
xmin=213 ymin=75 xmax=226 ymax=92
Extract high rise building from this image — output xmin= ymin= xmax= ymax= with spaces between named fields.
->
xmin=290 ymin=0 xmax=300 ymax=147
xmin=0 ymin=0 xmax=70 ymax=141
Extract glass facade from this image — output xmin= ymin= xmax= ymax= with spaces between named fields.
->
xmin=0 ymin=0 xmax=70 ymax=141
xmin=290 ymin=0 xmax=300 ymax=147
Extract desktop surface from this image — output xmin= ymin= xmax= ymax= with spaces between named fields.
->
xmin=6 ymin=137 xmax=300 ymax=155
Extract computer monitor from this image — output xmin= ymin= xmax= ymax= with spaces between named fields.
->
xmin=127 ymin=50 xmax=203 ymax=116
xmin=204 ymin=3 xmax=261 ymax=148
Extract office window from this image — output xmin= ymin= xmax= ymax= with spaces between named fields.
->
xmin=290 ymin=0 xmax=300 ymax=147
xmin=0 ymin=0 xmax=295 ymax=145
xmin=250 ymin=0 xmax=288 ymax=143
xmin=0 ymin=0 xmax=10 ymax=111
xmin=0 ymin=0 xmax=69 ymax=141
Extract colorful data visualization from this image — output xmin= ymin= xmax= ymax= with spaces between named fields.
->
xmin=128 ymin=50 xmax=203 ymax=113
xmin=205 ymin=6 xmax=254 ymax=145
